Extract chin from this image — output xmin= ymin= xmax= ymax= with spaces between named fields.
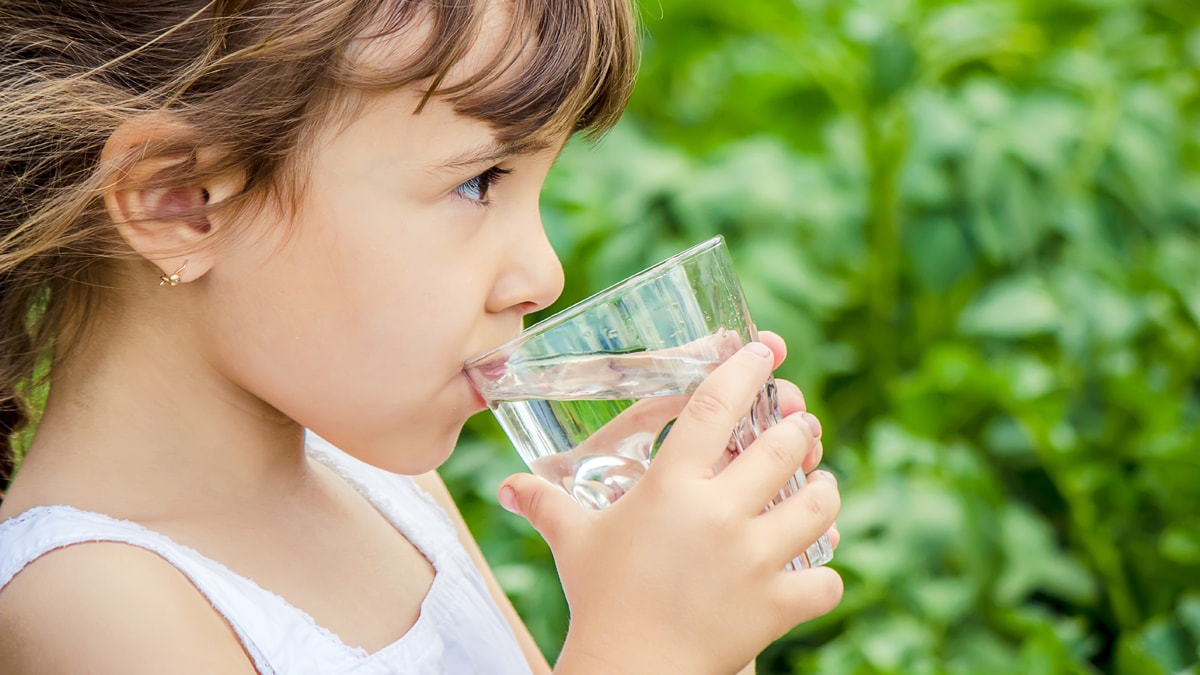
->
xmin=376 ymin=435 xmax=461 ymax=476
xmin=308 ymin=424 xmax=464 ymax=477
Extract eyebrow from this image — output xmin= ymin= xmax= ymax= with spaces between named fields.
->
xmin=430 ymin=137 xmax=557 ymax=173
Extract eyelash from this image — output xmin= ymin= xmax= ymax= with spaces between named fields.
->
xmin=453 ymin=166 xmax=513 ymax=206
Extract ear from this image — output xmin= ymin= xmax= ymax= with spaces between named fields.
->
xmin=100 ymin=113 xmax=242 ymax=285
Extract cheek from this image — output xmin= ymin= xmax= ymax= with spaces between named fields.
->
xmin=203 ymin=222 xmax=480 ymax=418
xmin=200 ymin=191 xmax=499 ymax=461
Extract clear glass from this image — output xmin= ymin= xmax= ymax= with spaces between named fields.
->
xmin=465 ymin=236 xmax=833 ymax=569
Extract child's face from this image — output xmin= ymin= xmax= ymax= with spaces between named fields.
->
xmin=200 ymin=86 xmax=567 ymax=473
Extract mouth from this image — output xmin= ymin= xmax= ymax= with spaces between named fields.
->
xmin=470 ymin=358 xmax=508 ymax=382
xmin=462 ymin=371 xmax=490 ymax=411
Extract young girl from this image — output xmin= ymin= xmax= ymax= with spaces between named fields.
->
xmin=0 ymin=1 xmax=843 ymax=673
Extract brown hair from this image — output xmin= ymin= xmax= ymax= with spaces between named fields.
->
xmin=0 ymin=0 xmax=639 ymax=497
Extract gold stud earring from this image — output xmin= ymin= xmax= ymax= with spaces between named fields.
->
xmin=159 ymin=259 xmax=188 ymax=287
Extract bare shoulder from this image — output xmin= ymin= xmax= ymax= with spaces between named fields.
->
xmin=0 ymin=541 xmax=256 ymax=675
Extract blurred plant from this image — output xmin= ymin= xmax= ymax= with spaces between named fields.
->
xmin=444 ymin=0 xmax=1200 ymax=672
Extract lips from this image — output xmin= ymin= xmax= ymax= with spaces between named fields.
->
xmin=462 ymin=371 xmax=490 ymax=410
xmin=473 ymin=359 xmax=507 ymax=382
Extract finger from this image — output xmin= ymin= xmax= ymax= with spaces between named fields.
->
xmin=756 ymin=330 xmax=788 ymax=370
xmin=770 ymin=566 xmax=844 ymax=626
xmin=499 ymin=473 xmax=587 ymax=550
xmin=757 ymin=470 xmax=841 ymax=565
xmin=801 ymin=439 xmax=824 ymax=474
xmin=652 ymin=342 xmax=775 ymax=477
xmin=774 ymin=379 xmax=808 ymax=416
xmin=827 ymin=524 xmax=840 ymax=550
xmin=576 ymin=393 xmax=689 ymax=457
xmin=717 ymin=411 xmax=819 ymax=513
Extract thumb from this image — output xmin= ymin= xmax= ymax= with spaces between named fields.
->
xmin=499 ymin=472 xmax=582 ymax=548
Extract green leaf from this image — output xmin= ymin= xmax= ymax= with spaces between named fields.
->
xmin=1117 ymin=617 xmax=1192 ymax=674
xmin=904 ymin=216 xmax=974 ymax=290
xmin=994 ymin=504 xmax=1097 ymax=606
xmin=1178 ymin=594 xmax=1200 ymax=646
xmin=958 ymin=275 xmax=1061 ymax=338
xmin=1160 ymin=522 xmax=1200 ymax=566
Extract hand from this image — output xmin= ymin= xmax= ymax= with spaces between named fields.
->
xmin=499 ymin=336 xmax=843 ymax=674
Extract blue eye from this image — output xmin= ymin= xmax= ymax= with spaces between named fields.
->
xmin=453 ymin=166 xmax=512 ymax=205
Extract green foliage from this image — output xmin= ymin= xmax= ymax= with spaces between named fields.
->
xmin=443 ymin=0 xmax=1200 ymax=672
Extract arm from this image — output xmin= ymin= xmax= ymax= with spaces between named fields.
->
xmin=413 ymin=471 xmax=554 ymax=675
xmin=0 ymin=542 xmax=256 ymax=674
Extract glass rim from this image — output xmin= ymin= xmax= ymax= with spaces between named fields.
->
xmin=465 ymin=235 xmax=727 ymax=367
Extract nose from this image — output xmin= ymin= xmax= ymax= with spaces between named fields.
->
xmin=486 ymin=214 xmax=564 ymax=316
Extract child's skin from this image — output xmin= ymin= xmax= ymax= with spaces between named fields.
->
xmin=0 ymin=3 xmax=843 ymax=673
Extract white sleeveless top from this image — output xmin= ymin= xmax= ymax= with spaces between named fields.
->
xmin=0 ymin=436 xmax=534 ymax=675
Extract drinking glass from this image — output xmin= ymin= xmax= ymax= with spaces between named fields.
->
xmin=464 ymin=236 xmax=833 ymax=568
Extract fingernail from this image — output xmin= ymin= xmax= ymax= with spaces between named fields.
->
xmin=498 ymin=486 xmax=519 ymax=514
xmin=745 ymin=342 xmax=772 ymax=359
xmin=812 ymin=469 xmax=837 ymax=485
xmin=801 ymin=411 xmax=822 ymax=438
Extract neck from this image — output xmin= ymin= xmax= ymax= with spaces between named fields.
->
xmin=9 ymin=289 xmax=312 ymax=520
